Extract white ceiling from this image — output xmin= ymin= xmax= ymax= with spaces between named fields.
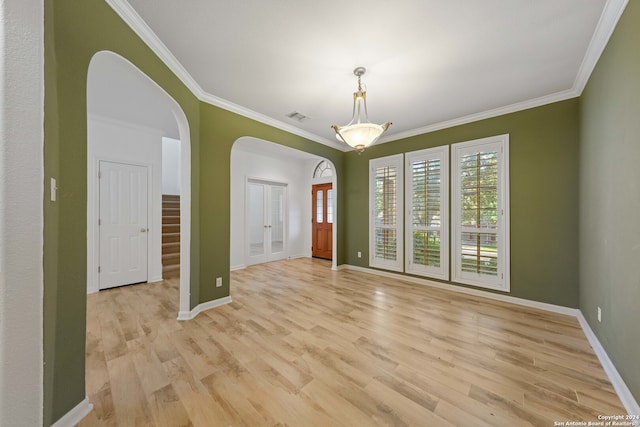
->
xmin=108 ymin=0 xmax=626 ymax=150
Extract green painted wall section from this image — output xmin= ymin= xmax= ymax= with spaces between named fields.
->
xmin=344 ymin=99 xmax=580 ymax=307
xmin=579 ymin=1 xmax=640 ymax=403
xmin=43 ymin=0 xmax=343 ymax=424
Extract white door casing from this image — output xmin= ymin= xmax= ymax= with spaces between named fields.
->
xmin=99 ymin=161 xmax=149 ymax=289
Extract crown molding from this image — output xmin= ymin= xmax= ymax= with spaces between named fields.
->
xmin=106 ymin=0 xmax=627 ymax=151
xmin=198 ymin=92 xmax=346 ymax=151
xmin=572 ymin=0 xmax=629 ymax=96
xmin=378 ymin=88 xmax=579 ymax=144
xmin=104 ymin=0 xmax=204 ymax=97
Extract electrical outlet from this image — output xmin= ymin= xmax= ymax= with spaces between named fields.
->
xmin=216 ymin=277 xmax=222 ymax=288
xmin=597 ymin=306 xmax=602 ymax=323
xmin=357 ymin=251 xmax=362 ymax=258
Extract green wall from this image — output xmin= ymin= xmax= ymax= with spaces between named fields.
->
xmin=579 ymin=1 xmax=640 ymax=403
xmin=43 ymin=0 xmax=343 ymax=424
xmin=44 ymin=0 xmax=640 ymax=424
xmin=345 ymin=99 xmax=581 ymax=307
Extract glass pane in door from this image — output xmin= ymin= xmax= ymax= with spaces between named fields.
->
xmin=248 ymin=183 xmax=265 ymax=256
xmin=316 ymin=190 xmax=324 ymax=223
xmin=271 ymin=185 xmax=285 ymax=254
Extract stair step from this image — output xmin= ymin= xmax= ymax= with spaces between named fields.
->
xmin=163 ymin=253 xmax=180 ymax=263
xmin=162 ymin=196 xmax=180 ymax=207
xmin=161 ymin=194 xmax=180 ymax=274
xmin=163 ymin=207 xmax=180 ymax=215
xmin=162 ymin=215 xmax=180 ymax=225
xmin=162 ymin=232 xmax=180 ymax=243
xmin=162 ymin=224 xmax=180 ymax=234
xmin=163 ymin=264 xmax=180 ymax=279
xmin=162 ymin=242 xmax=180 ymax=254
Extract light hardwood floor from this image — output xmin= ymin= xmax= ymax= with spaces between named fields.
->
xmin=80 ymin=258 xmax=626 ymax=426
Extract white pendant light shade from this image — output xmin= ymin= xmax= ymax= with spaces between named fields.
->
xmin=332 ymin=67 xmax=391 ymax=153
xmin=334 ymin=122 xmax=386 ymax=152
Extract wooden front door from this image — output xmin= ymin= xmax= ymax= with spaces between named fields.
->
xmin=312 ymin=183 xmax=333 ymax=260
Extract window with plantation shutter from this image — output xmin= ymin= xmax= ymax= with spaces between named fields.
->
xmin=452 ymin=135 xmax=510 ymax=291
xmin=405 ymin=147 xmax=449 ymax=280
xmin=370 ymin=154 xmax=403 ymax=272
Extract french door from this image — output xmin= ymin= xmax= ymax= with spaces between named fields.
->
xmin=246 ymin=180 xmax=287 ymax=265
xmin=99 ymin=161 xmax=149 ymax=289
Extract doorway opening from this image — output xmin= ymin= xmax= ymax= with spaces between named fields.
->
xmin=86 ymin=51 xmax=191 ymax=316
xmin=311 ymin=160 xmax=334 ymax=260
xmin=230 ymin=137 xmax=338 ymax=271
xmin=246 ymin=179 xmax=288 ymax=266
xmin=311 ymin=183 xmax=333 ymax=260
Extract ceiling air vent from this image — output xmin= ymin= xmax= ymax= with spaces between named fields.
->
xmin=286 ymin=111 xmax=310 ymax=122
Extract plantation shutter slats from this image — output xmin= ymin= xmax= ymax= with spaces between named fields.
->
xmin=370 ymin=155 xmax=403 ymax=272
xmin=405 ymin=147 xmax=449 ymax=280
xmin=452 ymin=135 xmax=510 ymax=292
xmin=459 ymin=151 xmax=499 ymax=276
xmin=374 ymin=165 xmax=397 ymax=261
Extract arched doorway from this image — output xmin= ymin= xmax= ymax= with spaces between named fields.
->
xmin=230 ymin=137 xmax=338 ymax=271
xmin=86 ymin=51 xmax=192 ymax=316
xmin=311 ymin=160 xmax=335 ymax=261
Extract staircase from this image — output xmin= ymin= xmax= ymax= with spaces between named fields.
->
xmin=162 ymin=194 xmax=180 ymax=278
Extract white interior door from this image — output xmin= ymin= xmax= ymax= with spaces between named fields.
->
xmin=269 ymin=185 xmax=286 ymax=261
xmin=246 ymin=180 xmax=287 ymax=266
xmin=99 ymin=161 xmax=149 ymax=289
xmin=247 ymin=182 xmax=266 ymax=265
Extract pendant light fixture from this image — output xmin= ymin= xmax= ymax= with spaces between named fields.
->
xmin=332 ymin=67 xmax=391 ymax=153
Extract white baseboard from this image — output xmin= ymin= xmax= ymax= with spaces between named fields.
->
xmin=51 ymin=397 xmax=93 ymax=427
xmin=577 ymin=312 xmax=640 ymax=418
xmin=148 ymin=275 xmax=163 ymax=283
xmin=341 ymin=264 xmax=639 ymax=416
xmin=230 ymin=264 xmax=246 ymax=271
xmin=177 ymin=296 xmax=232 ymax=320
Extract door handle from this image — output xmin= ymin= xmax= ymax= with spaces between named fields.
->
xmin=140 ymin=228 xmax=148 ymax=233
